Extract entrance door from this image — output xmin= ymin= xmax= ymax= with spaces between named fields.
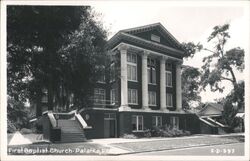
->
xmin=104 ymin=113 xmax=116 ymax=138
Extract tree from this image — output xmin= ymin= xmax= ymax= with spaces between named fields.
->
xmin=7 ymin=96 xmax=29 ymax=130
xmin=182 ymin=65 xmax=201 ymax=110
xmin=7 ymin=6 xmax=107 ymax=120
xmin=218 ymin=81 xmax=244 ymax=131
xmin=183 ymin=23 xmax=244 ymax=127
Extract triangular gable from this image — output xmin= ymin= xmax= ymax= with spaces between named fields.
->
xmin=120 ymin=23 xmax=182 ymax=50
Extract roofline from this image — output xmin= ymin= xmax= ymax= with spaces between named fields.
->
xmin=120 ymin=22 xmax=161 ymax=33
xmin=112 ymin=42 xmax=183 ymax=62
xmin=107 ymin=31 xmax=184 ymax=56
xmin=119 ymin=22 xmax=183 ymax=48
xmin=209 ymin=103 xmax=224 ymax=111
xmin=198 ymin=103 xmax=223 ymax=115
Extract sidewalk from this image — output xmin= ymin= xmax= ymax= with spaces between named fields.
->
xmin=91 ymin=133 xmax=244 ymax=155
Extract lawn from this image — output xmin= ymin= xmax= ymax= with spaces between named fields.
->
xmin=110 ymin=135 xmax=244 ymax=153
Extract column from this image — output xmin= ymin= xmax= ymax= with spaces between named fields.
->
xmin=119 ymin=44 xmax=128 ymax=107
xmin=142 ymin=51 xmax=149 ymax=109
xmin=176 ymin=61 xmax=183 ymax=111
xmin=160 ymin=56 xmax=167 ymax=111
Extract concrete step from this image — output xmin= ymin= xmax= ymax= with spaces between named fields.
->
xmin=57 ymin=119 xmax=86 ymax=143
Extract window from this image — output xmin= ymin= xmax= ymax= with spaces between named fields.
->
xmin=128 ymin=89 xmax=138 ymax=104
xmin=98 ymin=74 xmax=106 ymax=83
xmin=147 ymin=58 xmax=156 ymax=84
xmin=127 ymin=53 xmax=137 ymax=63
xmin=97 ymin=65 xmax=106 ymax=83
xmin=110 ymin=63 xmax=115 ymax=82
xmin=170 ymin=116 xmax=179 ymax=129
xmin=127 ymin=53 xmax=137 ymax=81
xmin=166 ymin=93 xmax=173 ymax=107
xmin=41 ymin=88 xmax=48 ymax=103
xmin=151 ymin=34 xmax=161 ymax=43
xmin=166 ymin=71 xmax=172 ymax=87
xmin=104 ymin=113 xmax=116 ymax=120
xmin=152 ymin=116 xmax=162 ymax=127
xmin=41 ymin=96 xmax=48 ymax=103
xmin=128 ymin=65 xmax=137 ymax=81
xmin=110 ymin=89 xmax=116 ymax=105
xmin=148 ymin=91 xmax=156 ymax=106
xmin=94 ymin=88 xmax=106 ymax=105
xmin=132 ymin=115 xmax=143 ymax=131
xmin=166 ymin=62 xmax=172 ymax=70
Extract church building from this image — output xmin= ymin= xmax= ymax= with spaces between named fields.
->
xmin=80 ymin=23 xmax=199 ymax=139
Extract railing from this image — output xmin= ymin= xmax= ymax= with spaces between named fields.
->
xmin=199 ymin=117 xmax=217 ymax=127
xmin=207 ymin=117 xmax=228 ymax=128
xmin=53 ymin=112 xmax=75 ymax=120
xmin=47 ymin=111 xmax=57 ymax=128
xmin=75 ymin=112 xmax=92 ymax=129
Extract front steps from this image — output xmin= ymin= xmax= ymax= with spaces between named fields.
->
xmin=58 ymin=119 xmax=86 ymax=143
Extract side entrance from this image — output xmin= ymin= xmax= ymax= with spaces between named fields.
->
xmin=104 ymin=113 xmax=117 ymax=138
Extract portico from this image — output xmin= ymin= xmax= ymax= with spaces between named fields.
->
xmin=116 ymin=42 xmax=183 ymax=112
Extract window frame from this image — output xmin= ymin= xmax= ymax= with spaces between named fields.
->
xmin=110 ymin=62 xmax=116 ymax=83
xmin=148 ymin=91 xmax=157 ymax=106
xmin=97 ymin=65 xmax=106 ymax=84
xmin=152 ymin=116 xmax=162 ymax=127
xmin=128 ymin=88 xmax=138 ymax=105
xmin=132 ymin=115 xmax=144 ymax=132
xmin=147 ymin=58 xmax=156 ymax=85
xmin=166 ymin=93 xmax=173 ymax=107
xmin=110 ymin=89 xmax=116 ymax=105
xmin=94 ymin=88 xmax=106 ymax=105
xmin=127 ymin=53 xmax=137 ymax=82
xmin=165 ymin=71 xmax=172 ymax=87
xmin=170 ymin=116 xmax=179 ymax=129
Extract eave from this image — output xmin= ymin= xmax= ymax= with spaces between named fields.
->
xmin=107 ymin=31 xmax=185 ymax=58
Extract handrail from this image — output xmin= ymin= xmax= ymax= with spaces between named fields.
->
xmin=207 ymin=117 xmax=228 ymax=127
xmin=48 ymin=111 xmax=57 ymax=128
xmin=75 ymin=112 xmax=89 ymax=129
xmin=199 ymin=117 xmax=217 ymax=127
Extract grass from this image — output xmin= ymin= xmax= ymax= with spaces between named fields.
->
xmin=111 ymin=135 xmax=244 ymax=153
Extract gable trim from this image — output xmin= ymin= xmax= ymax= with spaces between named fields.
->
xmin=120 ymin=23 xmax=182 ymax=49
xmin=107 ymin=32 xmax=184 ymax=57
xmin=112 ymin=42 xmax=183 ymax=62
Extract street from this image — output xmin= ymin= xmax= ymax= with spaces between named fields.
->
xmin=126 ymin=143 xmax=244 ymax=156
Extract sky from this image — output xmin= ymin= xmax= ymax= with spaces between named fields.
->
xmin=92 ymin=1 xmax=249 ymax=104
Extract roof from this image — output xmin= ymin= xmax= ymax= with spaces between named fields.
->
xmin=120 ymin=22 xmax=182 ymax=48
xmin=107 ymin=23 xmax=185 ymax=57
xmin=198 ymin=102 xmax=224 ymax=116
xmin=207 ymin=102 xmax=224 ymax=111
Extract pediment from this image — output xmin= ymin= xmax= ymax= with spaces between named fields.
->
xmin=121 ymin=23 xmax=182 ymax=50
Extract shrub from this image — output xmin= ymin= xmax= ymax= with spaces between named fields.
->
xmin=183 ymin=130 xmax=191 ymax=136
xmin=150 ymin=126 xmax=163 ymax=137
xmin=149 ymin=124 xmax=191 ymax=138
xmin=122 ymin=133 xmax=137 ymax=139
xmin=143 ymin=129 xmax=151 ymax=138
xmin=20 ymin=128 xmax=33 ymax=134
xmin=7 ymin=120 xmax=17 ymax=133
